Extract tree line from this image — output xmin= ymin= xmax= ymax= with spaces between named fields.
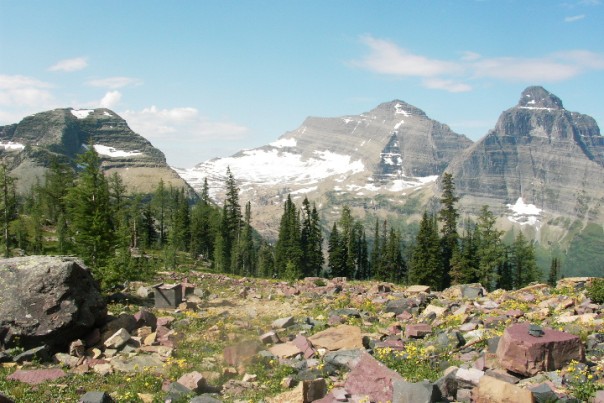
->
xmin=0 ymin=145 xmax=550 ymax=290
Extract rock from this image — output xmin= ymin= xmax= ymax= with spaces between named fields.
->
xmin=308 ymin=325 xmax=363 ymax=351
xmin=392 ymin=379 xmax=442 ymax=403
xmin=530 ymin=383 xmax=558 ymax=403
xmin=434 ymin=367 xmax=458 ymax=400
xmin=78 ymin=391 xmax=114 ymax=403
xmin=259 ymin=330 xmax=281 ymax=345
xmin=0 ymin=393 xmax=14 ymax=403
xmin=323 ymin=349 xmax=364 ymax=369
xmin=406 ymin=285 xmax=431 ymax=294
xmin=136 ymin=285 xmax=152 ymax=299
xmin=443 ymin=284 xmax=485 ymax=299
xmin=223 ymin=340 xmax=262 ymax=367
xmin=496 ymin=323 xmax=584 ymax=376
xmin=177 ymin=371 xmax=207 ymax=393
xmin=472 ymin=375 xmax=534 ymax=403
xmin=133 ymin=309 xmax=157 ymax=330
xmin=595 ymin=390 xmax=604 ymax=403
xmin=272 ymin=316 xmax=295 ymax=329
xmin=405 ymin=324 xmax=432 ymax=338
xmin=385 ymin=298 xmax=416 ymax=315
xmin=111 ymin=354 xmax=165 ymax=373
xmin=269 ymin=342 xmax=303 ymax=358
xmin=303 ymin=378 xmax=328 ymax=402
xmin=54 ymin=352 xmax=80 ymax=367
xmin=188 ymin=396 xmax=223 ymax=403
xmin=421 ymin=304 xmax=447 ymax=319
xmin=14 ymin=345 xmax=51 ymax=363
xmin=6 ymin=368 xmax=67 ymax=385
xmin=69 ymin=339 xmax=86 ymax=357
xmin=164 ymin=382 xmax=192 ymax=402
xmin=103 ymin=328 xmax=131 ymax=349
xmin=292 ymin=335 xmax=316 ymax=359
xmin=344 ymin=352 xmax=404 ymax=403
xmin=455 ymin=367 xmax=484 ymax=387
xmin=101 ymin=313 xmax=137 ymax=340
xmin=0 ymin=256 xmax=107 ymax=350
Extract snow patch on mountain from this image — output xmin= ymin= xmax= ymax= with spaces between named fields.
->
xmin=506 ymin=197 xmax=542 ymax=226
xmin=0 ymin=141 xmax=25 ymax=151
xmin=394 ymin=103 xmax=411 ymax=116
xmin=94 ymin=144 xmax=143 ymax=158
xmin=175 ymin=148 xmax=365 ymax=198
xmin=71 ymin=109 xmax=94 ymax=119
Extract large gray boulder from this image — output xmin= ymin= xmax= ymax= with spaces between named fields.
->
xmin=0 ymin=256 xmax=107 ymax=350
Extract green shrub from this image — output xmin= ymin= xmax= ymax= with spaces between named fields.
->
xmin=586 ymin=278 xmax=604 ymax=304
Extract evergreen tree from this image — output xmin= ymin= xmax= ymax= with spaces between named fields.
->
xmin=381 ymin=227 xmax=406 ymax=283
xmin=275 ymin=195 xmax=302 ymax=278
xmin=190 ymin=178 xmax=216 ymax=260
xmin=327 ymin=222 xmax=346 ymax=278
xmin=438 ymin=173 xmax=459 ymax=290
xmin=233 ymin=201 xmax=255 ymax=276
xmin=0 ymin=163 xmax=17 ymax=257
xmin=450 ymin=219 xmax=479 ymax=284
xmin=41 ymin=158 xmax=75 ymax=223
xmin=257 ymin=240 xmax=275 ymax=278
xmin=548 ymin=257 xmax=560 ymax=287
xmin=370 ymin=219 xmax=383 ymax=280
xmin=217 ymin=167 xmax=242 ymax=273
xmin=65 ymin=146 xmax=113 ymax=270
xmin=300 ymin=197 xmax=324 ymax=277
xmin=475 ymin=206 xmax=505 ymax=291
xmin=510 ymin=231 xmax=539 ymax=288
xmin=152 ymin=179 xmax=169 ymax=247
xmin=409 ymin=211 xmax=442 ymax=289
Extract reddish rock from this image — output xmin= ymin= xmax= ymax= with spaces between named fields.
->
xmin=496 ymin=323 xmax=584 ymax=376
xmin=292 ymin=335 xmax=316 ymax=359
xmin=156 ymin=316 xmax=175 ymax=328
xmin=177 ymin=371 xmax=207 ymax=393
xmin=405 ymin=323 xmax=432 ymax=338
xmin=6 ymin=368 xmax=67 ymax=385
xmin=134 ymin=309 xmax=157 ymax=330
xmin=343 ymin=352 xmax=404 ymax=403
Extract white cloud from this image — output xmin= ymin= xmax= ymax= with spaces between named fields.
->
xmin=87 ymin=77 xmax=143 ymax=89
xmin=0 ymin=74 xmax=54 ymax=107
xmin=48 ymin=57 xmax=88 ymax=72
xmin=354 ymin=35 xmax=604 ymax=90
xmin=565 ymin=14 xmax=586 ymax=22
xmin=100 ymin=91 xmax=122 ymax=108
xmin=121 ymin=106 xmax=249 ymax=141
xmin=353 ymin=35 xmax=463 ymax=78
xmin=422 ymin=78 xmax=472 ymax=93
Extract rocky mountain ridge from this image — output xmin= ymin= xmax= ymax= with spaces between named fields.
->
xmin=0 ymin=108 xmax=190 ymax=193
xmin=447 ymin=86 xmax=604 ymax=223
xmin=176 ymin=100 xmax=472 ymax=239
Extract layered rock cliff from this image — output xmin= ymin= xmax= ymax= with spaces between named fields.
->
xmin=446 ymin=86 xmax=604 ymax=224
xmin=0 ymin=108 xmax=190 ymax=193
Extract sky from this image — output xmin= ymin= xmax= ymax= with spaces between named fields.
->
xmin=1 ymin=0 xmax=603 ymax=168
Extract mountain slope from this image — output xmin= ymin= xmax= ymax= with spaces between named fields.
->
xmin=0 ymin=108 xmax=190 ymax=194
xmin=446 ymin=86 xmax=604 ymax=225
xmin=177 ymin=100 xmax=472 ymax=239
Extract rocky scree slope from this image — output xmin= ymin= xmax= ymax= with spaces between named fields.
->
xmin=0 ymin=265 xmax=602 ymax=402
xmin=0 ymin=108 xmax=190 ymax=194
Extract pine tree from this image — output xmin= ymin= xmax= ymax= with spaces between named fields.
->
xmin=300 ymin=197 xmax=324 ymax=277
xmin=190 ymin=178 xmax=216 ymax=260
xmin=475 ymin=206 xmax=505 ymax=291
xmin=548 ymin=257 xmax=560 ymax=286
xmin=65 ymin=146 xmax=113 ymax=270
xmin=510 ymin=231 xmax=539 ymax=288
xmin=409 ymin=211 xmax=442 ymax=289
xmin=233 ymin=201 xmax=255 ymax=276
xmin=370 ymin=219 xmax=383 ymax=280
xmin=152 ymin=179 xmax=169 ymax=247
xmin=218 ymin=167 xmax=242 ymax=273
xmin=257 ymin=240 xmax=275 ymax=278
xmin=327 ymin=222 xmax=346 ymax=278
xmin=382 ymin=227 xmax=406 ymax=283
xmin=275 ymin=195 xmax=302 ymax=278
xmin=438 ymin=173 xmax=459 ymax=290
xmin=0 ymin=163 xmax=17 ymax=257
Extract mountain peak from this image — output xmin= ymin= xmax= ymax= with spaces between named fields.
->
xmin=517 ymin=86 xmax=564 ymax=110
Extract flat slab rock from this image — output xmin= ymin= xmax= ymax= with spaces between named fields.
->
xmin=496 ymin=322 xmax=584 ymax=376
xmin=6 ymin=368 xmax=67 ymax=385
xmin=307 ymin=325 xmax=363 ymax=351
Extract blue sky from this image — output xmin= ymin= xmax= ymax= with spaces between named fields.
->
xmin=1 ymin=0 xmax=603 ymax=167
